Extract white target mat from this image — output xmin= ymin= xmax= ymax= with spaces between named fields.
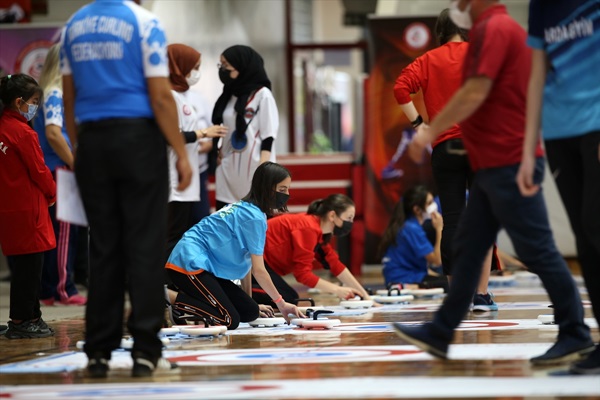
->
xmin=490 ymin=287 xmax=587 ymax=296
xmin=2 ymin=376 xmax=599 ymax=399
xmin=371 ymin=300 xmax=592 ymax=313
xmin=227 ymin=317 xmax=597 ymax=336
xmin=0 ymin=343 xmax=586 ymax=373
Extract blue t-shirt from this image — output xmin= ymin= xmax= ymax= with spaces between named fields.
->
xmin=382 ymin=216 xmax=433 ymax=285
xmin=527 ymin=0 xmax=600 ymax=140
xmin=167 ymin=201 xmax=267 ymax=280
xmin=60 ymin=0 xmax=169 ymax=123
xmin=32 ymin=88 xmax=72 ymax=171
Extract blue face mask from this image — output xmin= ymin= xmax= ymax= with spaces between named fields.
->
xmin=19 ymin=99 xmax=38 ymax=121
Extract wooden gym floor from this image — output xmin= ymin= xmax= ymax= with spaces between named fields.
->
xmin=0 ymin=266 xmax=598 ymax=399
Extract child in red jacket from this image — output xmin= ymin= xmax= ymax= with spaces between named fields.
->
xmin=0 ymin=73 xmax=56 ymax=339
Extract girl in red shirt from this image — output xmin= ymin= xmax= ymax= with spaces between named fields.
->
xmin=0 ymin=74 xmax=56 ymax=339
xmin=393 ymin=9 xmax=498 ymax=311
xmin=252 ymin=194 xmax=372 ymax=305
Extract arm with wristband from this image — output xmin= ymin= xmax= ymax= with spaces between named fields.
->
xmin=250 ymin=254 xmax=305 ymax=322
xmin=394 ymin=56 xmax=426 ymax=128
xmin=181 ymin=125 xmax=228 ymax=142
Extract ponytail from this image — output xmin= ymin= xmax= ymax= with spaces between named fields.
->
xmin=378 ymin=201 xmax=405 ymax=259
xmin=306 ymin=194 xmax=354 ymax=219
xmin=307 ymin=199 xmax=324 ymax=215
xmin=378 ymin=185 xmax=430 ymax=259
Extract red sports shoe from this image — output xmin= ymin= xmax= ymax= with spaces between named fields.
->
xmin=40 ymin=298 xmax=55 ymax=306
xmin=58 ymin=294 xmax=87 ymax=306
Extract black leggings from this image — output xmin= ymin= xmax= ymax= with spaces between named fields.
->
xmin=7 ymin=252 xmax=44 ymax=321
xmin=251 ymin=263 xmax=299 ymax=307
xmin=431 ymin=141 xmax=500 ymax=275
xmin=168 ymin=269 xmax=259 ymax=330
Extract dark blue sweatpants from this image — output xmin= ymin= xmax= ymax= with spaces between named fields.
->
xmin=431 ymin=158 xmax=590 ymax=344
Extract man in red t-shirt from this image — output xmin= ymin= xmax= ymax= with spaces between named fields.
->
xmin=395 ymin=0 xmax=593 ymax=365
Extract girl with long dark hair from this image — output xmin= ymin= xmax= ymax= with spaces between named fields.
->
xmin=379 ymin=186 xmax=448 ymax=291
xmin=165 ymin=162 xmax=303 ymax=329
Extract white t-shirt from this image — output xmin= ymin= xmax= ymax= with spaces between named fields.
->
xmin=185 ymin=90 xmax=212 ymax=174
xmin=215 ymin=87 xmax=278 ymax=204
xmin=168 ymin=90 xmax=200 ymax=202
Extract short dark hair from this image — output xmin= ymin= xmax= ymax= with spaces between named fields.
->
xmin=307 ymin=194 xmax=354 ymax=219
xmin=242 ymin=162 xmax=291 ymax=216
xmin=0 ymin=74 xmax=42 ymax=116
xmin=434 ymin=8 xmax=469 ymax=46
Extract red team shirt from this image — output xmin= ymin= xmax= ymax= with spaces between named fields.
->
xmin=460 ymin=4 xmax=544 ymax=171
xmin=264 ymin=213 xmax=347 ymax=288
xmin=394 ymin=41 xmax=468 ymax=148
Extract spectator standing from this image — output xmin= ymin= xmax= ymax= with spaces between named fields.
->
xmin=33 ymin=43 xmax=86 ymax=306
xmin=61 ymin=0 xmax=192 ymax=378
xmin=165 ymin=43 xmax=226 ymax=260
xmin=0 ymin=74 xmax=55 ymax=339
xmin=212 ymin=45 xmax=278 ymax=210
xmin=517 ymin=0 xmax=600 ymax=375
xmin=394 ymin=8 xmax=498 ymax=310
xmin=395 ymin=0 xmax=593 ymax=365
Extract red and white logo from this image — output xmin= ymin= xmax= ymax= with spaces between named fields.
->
xmin=404 ymin=23 xmax=430 ymax=50
xmin=14 ymin=40 xmax=53 ymax=81
xmin=244 ymin=107 xmax=257 ymax=119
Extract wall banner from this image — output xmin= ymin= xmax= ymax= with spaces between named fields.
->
xmin=364 ymin=16 xmax=438 ymax=263
xmin=0 ymin=24 xmax=61 ymax=78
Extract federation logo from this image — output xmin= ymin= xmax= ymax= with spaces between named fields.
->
xmin=404 ymin=23 xmax=430 ymax=50
xmin=14 ymin=40 xmax=53 ymax=80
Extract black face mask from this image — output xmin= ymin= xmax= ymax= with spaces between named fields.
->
xmin=219 ymin=67 xmax=235 ymax=86
xmin=274 ymin=191 xmax=289 ymax=209
xmin=333 ymin=220 xmax=353 ymax=237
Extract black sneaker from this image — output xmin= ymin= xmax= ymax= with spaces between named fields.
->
xmin=132 ymin=356 xmax=180 ymax=378
xmin=569 ymin=346 xmax=600 ymax=375
xmin=5 ymin=319 xmax=54 ymax=339
xmin=393 ymin=322 xmax=449 ymax=359
xmin=531 ymin=338 xmax=595 ymax=365
xmin=37 ymin=318 xmax=55 ymax=333
xmin=86 ymin=355 xmax=109 ymax=378
xmin=0 ymin=325 xmax=7 ymax=335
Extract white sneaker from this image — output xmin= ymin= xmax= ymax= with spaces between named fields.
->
xmin=132 ymin=357 xmax=180 ymax=377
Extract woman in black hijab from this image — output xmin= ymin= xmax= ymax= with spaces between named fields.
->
xmin=211 ymin=45 xmax=279 ymax=211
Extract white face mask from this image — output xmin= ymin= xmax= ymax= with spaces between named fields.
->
xmin=186 ymin=68 xmax=201 ymax=86
xmin=19 ymin=99 xmax=38 ymax=121
xmin=449 ymin=0 xmax=472 ymax=30
xmin=424 ymin=202 xmax=438 ymax=219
